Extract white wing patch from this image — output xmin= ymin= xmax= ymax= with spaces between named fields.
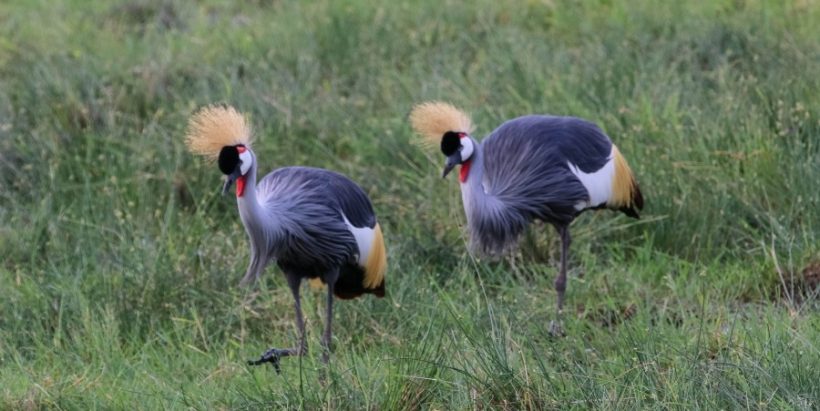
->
xmin=342 ymin=214 xmax=375 ymax=267
xmin=567 ymin=147 xmax=615 ymax=210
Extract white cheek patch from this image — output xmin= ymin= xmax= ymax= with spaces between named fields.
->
xmin=239 ymin=150 xmax=252 ymax=175
xmin=460 ymin=137 xmax=474 ymax=161
xmin=567 ymin=148 xmax=616 ymax=210
xmin=342 ymin=214 xmax=375 ymax=267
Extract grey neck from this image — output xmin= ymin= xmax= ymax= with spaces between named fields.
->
xmin=237 ymin=154 xmax=263 ymax=226
xmin=235 ymin=152 xmax=286 ymax=285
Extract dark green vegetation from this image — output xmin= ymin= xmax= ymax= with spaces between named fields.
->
xmin=1 ymin=0 xmax=818 ymax=409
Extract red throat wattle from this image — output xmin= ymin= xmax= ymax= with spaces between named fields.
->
xmin=236 ymin=176 xmax=247 ymax=197
xmin=459 ymin=160 xmax=471 ymax=183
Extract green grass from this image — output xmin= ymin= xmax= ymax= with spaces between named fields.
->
xmin=1 ymin=0 xmax=819 ymax=409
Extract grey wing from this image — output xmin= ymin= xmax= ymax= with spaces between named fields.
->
xmin=319 ymin=170 xmax=386 ymax=299
xmin=481 ymin=115 xmax=602 ymax=223
xmin=324 ymin=171 xmax=377 ymax=229
xmin=257 ymin=167 xmax=359 ymax=273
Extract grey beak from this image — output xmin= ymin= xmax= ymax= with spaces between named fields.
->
xmin=442 ymin=154 xmax=461 ymax=178
xmin=222 ymin=167 xmax=242 ymax=195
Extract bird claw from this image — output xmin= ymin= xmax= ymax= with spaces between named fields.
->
xmin=548 ymin=320 xmax=565 ymax=338
xmin=248 ymin=348 xmax=287 ymax=373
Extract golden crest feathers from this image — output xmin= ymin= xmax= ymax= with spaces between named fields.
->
xmin=185 ymin=105 xmax=252 ymax=158
xmin=409 ymin=101 xmax=474 ymax=148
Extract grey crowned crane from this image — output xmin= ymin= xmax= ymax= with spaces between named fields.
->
xmin=186 ymin=105 xmax=387 ymax=370
xmin=410 ymin=102 xmax=643 ymax=335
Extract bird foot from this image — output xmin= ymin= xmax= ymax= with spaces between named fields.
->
xmin=247 ymin=348 xmax=298 ymax=373
xmin=548 ymin=320 xmax=565 ymax=337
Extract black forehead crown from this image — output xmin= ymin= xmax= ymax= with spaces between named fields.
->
xmin=441 ymin=131 xmax=462 ymax=156
xmin=218 ymin=145 xmax=240 ymax=174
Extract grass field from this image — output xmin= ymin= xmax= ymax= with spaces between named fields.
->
xmin=1 ymin=0 xmax=819 ymax=409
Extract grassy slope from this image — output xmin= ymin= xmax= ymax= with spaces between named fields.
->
xmin=1 ymin=0 xmax=818 ymax=409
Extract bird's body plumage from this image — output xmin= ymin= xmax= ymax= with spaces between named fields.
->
xmin=460 ymin=115 xmax=642 ymax=256
xmin=239 ymin=162 xmax=386 ymax=297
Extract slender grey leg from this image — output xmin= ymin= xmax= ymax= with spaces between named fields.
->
xmin=549 ymin=225 xmax=571 ymax=336
xmin=290 ymin=273 xmax=308 ymax=356
xmin=322 ymin=270 xmax=339 ymax=364
xmin=555 ymin=225 xmax=570 ymax=312
xmin=249 ymin=272 xmax=306 ymax=372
